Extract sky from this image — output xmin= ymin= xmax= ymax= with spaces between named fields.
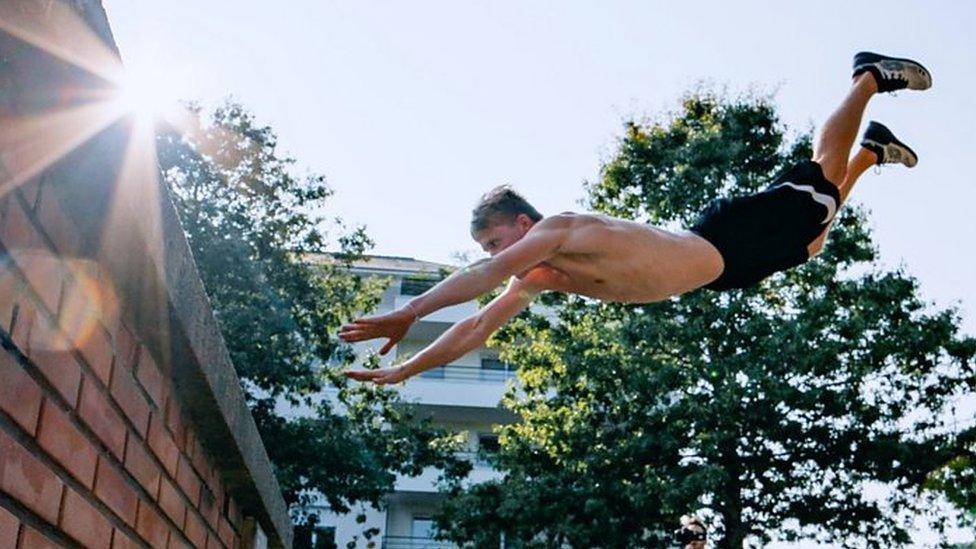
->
xmin=101 ymin=1 xmax=976 ymax=339
xmin=99 ymin=1 xmax=975 ymax=543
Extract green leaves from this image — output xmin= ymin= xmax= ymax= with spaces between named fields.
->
xmin=158 ymin=101 xmax=468 ymax=525
xmin=436 ymin=90 xmax=976 ymax=548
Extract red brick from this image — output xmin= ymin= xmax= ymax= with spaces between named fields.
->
xmin=111 ymin=363 xmax=150 ymax=437
xmin=199 ymin=488 xmax=219 ymax=530
xmin=217 ymin=517 xmax=236 ymax=549
xmin=0 ymin=264 xmax=19 ymax=334
xmin=136 ymin=500 xmax=169 ymax=548
xmin=114 ymin=323 xmax=139 ymax=375
xmin=34 ymin=185 xmax=81 ymax=256
xmin=111 ymin=529 xmax=141 ymax=549
xmin=36 ymin=400 xmax=98 ymax=488
xmin=168 ymin=532 xmax=193 ymax=549
xmin=148 ymin=414 xmax=179 ymax=477
xmin=226 ymin=497 xmax=241 ymax=531
xmin=158 ymin=477 xmax=186 ymax=528
xmin=61 ymin=488 xmax=113 ymax=549
xmin=184 ymin=510 xmax=207 ymax=549
xmin=0 ymin=200 xmax=45 ymax=256
xmin=0 ymin=429 xmax=63 ymax=524
xmin=94 ymin=456 xmax=138 ymax=526
xmin=124 ymin=437 xmax=161 ymax=497
xmin=0 ymin=505 xmax=19 ymax=549
xmin=26 ymin=315 xmax=82 ymax=408
xmin=10 ymin=247 xmax=64 ymax=317
xmin=17 ymin=526 xmax=59 ymax=549
xmin=0 ymin=351 xmax=42 ymax=435
xmin=79 ymin=377 xmax=126 ymax=460
xmin=135 ymin=347 xmax=166 ymax=410
xmin=164 ymin=397 xmax=186 ymax=452
xmin=59 ymin=262 xmax=104 ymax=353
xmin=188 ymin=436 xmax=214 ymax=494
xmin=8 ymin=298 xmax=35 ymax=357
xmin=77 ymin=323 xmax=114 ymax=387
xmin=205 ymin=532 xmax=220 ymax=549
xmin=175 ymin=456 xmax=202 ymax=509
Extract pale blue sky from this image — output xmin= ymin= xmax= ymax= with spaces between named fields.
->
xmin=102 ymin=0 xmax=976 ymax=340
xmin=101 ymin=2 xmax=975 ymax=542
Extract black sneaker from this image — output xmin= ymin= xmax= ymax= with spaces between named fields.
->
xmin=861 ymin=121 xmax=918 ymax=167
xmin=853 ymin=52 xmax=932 ymax=93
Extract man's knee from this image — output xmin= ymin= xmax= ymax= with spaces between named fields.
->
xmin=813 ymin=157 xmax=847 ymax=187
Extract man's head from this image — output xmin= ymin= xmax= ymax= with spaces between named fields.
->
xmin=674 ymin=515 xmax=707 ymax=549
xmin=470 ymin=185 xmax=543 ymax=256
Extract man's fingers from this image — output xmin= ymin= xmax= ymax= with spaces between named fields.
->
xmin=345 ymin=369 xmax=403 ymax=385
xmin=339 ymin=330 xmax=368 ymax=342
xmin=379 ymin=340 xmax=395 ymax=355
xmin=344 ymin=370 xmax=382 ymax=381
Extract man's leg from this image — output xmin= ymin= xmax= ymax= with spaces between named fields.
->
xmin=808 ymin=120 xmax=919 ymax=256
xmin=812 ymin=73 xmax=878 ymax=186
xmin=806 ymin=147 xmax=877 ymax=256
xmin=813 ymin=51 xmax=932 ymax=186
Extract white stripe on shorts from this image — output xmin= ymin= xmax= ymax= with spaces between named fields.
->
xmin=778 ymin=182 xmax=838 ymax=224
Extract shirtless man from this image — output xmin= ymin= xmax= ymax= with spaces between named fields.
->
xmin=341 ymin=51 xmax=931 ymax=385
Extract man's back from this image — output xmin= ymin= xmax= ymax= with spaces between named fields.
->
xmin=521 ymin=212 xmax=724 ymax=303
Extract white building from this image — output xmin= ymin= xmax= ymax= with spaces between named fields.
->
xmin=303 ymin=254 xmax=519 ymax=549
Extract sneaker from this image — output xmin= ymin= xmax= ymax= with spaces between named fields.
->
xmin=861 ymin=121 xmax=918 ymax=167
xmin=853 ymin=52 xmax=932 ymax=93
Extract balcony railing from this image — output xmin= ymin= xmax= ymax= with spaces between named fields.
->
xmin=455 ymin=451 xmax=494 ymax=468
xmin=382 ymin=536 xmax=455 ymax=549
xmin=418 ymin=364 xmax=516 ymax=383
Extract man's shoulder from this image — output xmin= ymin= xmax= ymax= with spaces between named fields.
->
xmin=536 ymin=211 xmax=596 ymax=229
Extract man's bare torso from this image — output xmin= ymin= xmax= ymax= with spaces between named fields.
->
xmin=518 ymin=213 xmax=724 ymax=303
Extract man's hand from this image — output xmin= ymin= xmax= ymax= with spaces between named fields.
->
xmin=344 ymin=365 xmax=408 ymax=385
xmin=339 ymin=307 xmax=415 ymax=355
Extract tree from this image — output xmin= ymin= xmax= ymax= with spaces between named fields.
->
xmin=435 ymin=91 xmax=976 ymax=548
xmin=155 ymin=102 xmax=470 ymax=536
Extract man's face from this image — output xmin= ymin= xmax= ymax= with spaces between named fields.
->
xmin=473 ymin=214 xmax=533 ymax=257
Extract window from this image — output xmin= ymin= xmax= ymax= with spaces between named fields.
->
xmin=478 ymin=433 xmax=500 ymax=454
xmin=411 ymin=517 xmax=437 ymax=540
xmin=311 ymin=526 xmax=336 ymax=549
xmin=419 ymin=366 xmax=445 ymax=379
xmin=481 ymin=357 xmax=516 ymax=372
xmin=400 ymin=277 xmax=438 ymax=296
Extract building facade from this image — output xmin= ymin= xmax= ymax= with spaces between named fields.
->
xmin=306 ymin=255 xmax=519 ymax=549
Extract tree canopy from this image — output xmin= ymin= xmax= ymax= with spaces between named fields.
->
xmin=436 ymin=91 xmax=976 ymax=548
xmin=155 ymin=102 xmax=470 ymax=537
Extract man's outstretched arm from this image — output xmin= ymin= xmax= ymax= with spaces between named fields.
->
xmin=345 ymin=277 xmax=539 ymax=384
xmin=407 ymin=216 xmax=566 ymax=317
xmin=339 ymin=215 xmax=567 ymax=352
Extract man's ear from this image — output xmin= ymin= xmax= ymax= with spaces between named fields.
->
xmin=516 ymin=213 xmax=534 ymax=230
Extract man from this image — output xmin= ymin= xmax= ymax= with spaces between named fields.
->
xmin=674 ymin=515 xmax=708 ymax=549
xmin=341 ymin=52 xmax=930 ymax=385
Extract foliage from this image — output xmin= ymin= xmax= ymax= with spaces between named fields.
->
xmin=155 ymin=102 xmax=470 ymax=526
xmin=435 ymin=91 xmax=976 ymax=548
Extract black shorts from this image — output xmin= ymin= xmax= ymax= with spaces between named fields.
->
xmin=690 ymin=161 xmax=841 ymax=291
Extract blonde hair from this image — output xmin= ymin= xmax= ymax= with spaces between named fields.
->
xmin=470 ymin=185 xmax=543 ymax=233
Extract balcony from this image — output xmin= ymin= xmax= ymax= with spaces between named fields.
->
xmin=394 ymin=450 xmax=502 ymax=493
xmin=418 ymin=364 xmax=516 ymax=383
xmin=382 ymin=537 xmax=454 ymax=549
xmin=396 ymin=366 xmax=514 ymax=408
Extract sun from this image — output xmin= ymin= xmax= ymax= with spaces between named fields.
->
xmin=114 ymin=64 xmax=184 ymax=124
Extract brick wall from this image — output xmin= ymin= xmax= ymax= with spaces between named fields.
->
xmin=0 ymin=180 xmax=249 ymax=548
xmin=1 ymin=1 xmax=291 ymax=547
